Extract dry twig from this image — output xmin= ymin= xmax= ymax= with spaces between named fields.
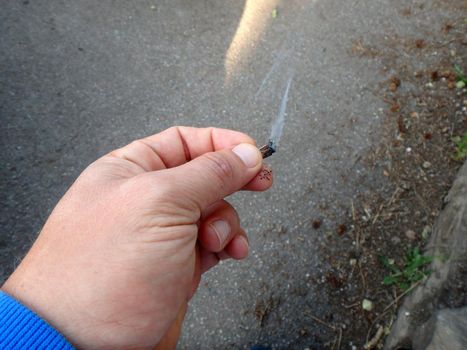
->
xmin=372 ymin=187 xmax=401 ymax=224
xmin=365 ymin=277 xmax=425 ymax=343
xmin=364 ymin=326 xmax=384 ymax=349
xmin=304 ymin=312 xmax=335 ymax=331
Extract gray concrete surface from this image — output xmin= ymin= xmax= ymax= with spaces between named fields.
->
xmin=0 ymin=0 xmax=461 ymax=348
xmin=422 ymin=307 xmax=467 ymax=350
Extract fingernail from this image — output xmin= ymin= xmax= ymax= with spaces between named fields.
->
xmin=210 ymin=220 xmax=231 ymax=247
xmin=238 ymin=235 xmax=249 ymax=251
xmin=232 ymin=143 xmax=261 ymax=168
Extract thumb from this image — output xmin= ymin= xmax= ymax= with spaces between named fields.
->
xmin=162 ymin=143 xmax=262 ymax=211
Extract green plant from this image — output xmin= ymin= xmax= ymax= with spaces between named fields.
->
xmin=454 ymin=65 xmax=467 ymax=84
xmin=380 ymin=247 xmax=433 ymax=291
xmin=271 ymin=8 xmax=278 ymax=18
xmin=452 ymin=133 xmax=467 ymax=161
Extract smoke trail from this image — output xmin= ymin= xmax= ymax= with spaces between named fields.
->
xmin=269 ymin=75 xmax=293 ymax=150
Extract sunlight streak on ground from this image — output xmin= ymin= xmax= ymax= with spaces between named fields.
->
xmin=225 ymin=0 xmax=279 ymax=83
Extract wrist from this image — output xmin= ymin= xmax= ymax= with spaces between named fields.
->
xmin=2 ymin=256 xmax=86 ymax=348
xmin=0 ymin=290 xmax=74 ymax=349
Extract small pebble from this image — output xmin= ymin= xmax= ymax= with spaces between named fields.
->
xmin=422 ymin=161 xmax=432 ymax=169
xmin=422 ymin=225 xmax=432 ymax=240
xmin=405 ymin=229 xmax=417 ymax=240
xmin=362 ymin=299 xmax=374 ymax=311
xmin=406 ymin=147 xmax=412 ymax=153
xmin=401 ymin=181 xmax=411 ymax=190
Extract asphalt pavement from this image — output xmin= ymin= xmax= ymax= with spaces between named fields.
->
xmin=0 ymin=0 xmax=457 ymax=348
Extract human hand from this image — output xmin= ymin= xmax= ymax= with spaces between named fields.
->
xmin=2 ymin=127 xmax=273 ymax=349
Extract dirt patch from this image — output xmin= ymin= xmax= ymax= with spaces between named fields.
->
xmin=308 ymin=4 xmax=466 ymax=349
xmin=255 ymin=293 xmax=282 ymax=328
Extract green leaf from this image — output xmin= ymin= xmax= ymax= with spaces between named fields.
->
xmin=400 ymin=282 xmax=410 ymax=291
xmin=383 ymin=276 xmax=397 ymax=285
xmin=380 ymin=255 xmax=400 ymax=273
xmin=454 ymin=65 xmax=467 ymax=84
xmin=379 ymin=255 xmax=391 ymax=268
xmin=383 ymin=247 xmax=433 ymax=291
xmin=453 ymin=133 xmax=467 ymax=160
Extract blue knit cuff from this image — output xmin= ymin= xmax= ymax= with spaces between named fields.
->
xmin=0 ymin=291 xmax=74 ymax=350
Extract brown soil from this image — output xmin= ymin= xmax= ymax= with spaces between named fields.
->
xmin=311 ymin=6 xmax=466 ymax=349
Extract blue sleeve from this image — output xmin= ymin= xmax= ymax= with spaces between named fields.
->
xmin=0 ymin=291 xmax=74 ymax=350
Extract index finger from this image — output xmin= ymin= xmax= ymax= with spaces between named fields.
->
xmin=110 ymin=126 xmax=256 ymax=171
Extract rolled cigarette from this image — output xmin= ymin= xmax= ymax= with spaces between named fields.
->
xmin=259 ymin=142 xmax=275 ymax=159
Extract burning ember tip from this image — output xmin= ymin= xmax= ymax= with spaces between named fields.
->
xmin=259 ymin=141 xmax=276 ymax=159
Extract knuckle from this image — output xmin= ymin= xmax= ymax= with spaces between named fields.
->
xmin=232 ymin=205 xmax=241 ymax=224
xmin=223 ymin=200 xmax=240 ymax=223
xmin=132 ymin=139 xmax=152 ymax=154
xmin=203 ymin=152 xmax=235 ymax=184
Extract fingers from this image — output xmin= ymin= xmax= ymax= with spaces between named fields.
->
xmin=223 ymin=229 xmax=249 ymax=260
xmin=198 ymin=200 xmax=250 ymax=274
xmin=199 ymin=200 xmax=241 ymax=252
xmin=109 ymin=127 xmax=256 ymax=171
xmin=197 ymin=200 xmax=250 ymax=274
xmin=159 ymin=143 xmax=263 ymax=211
xmin=107 ymin=139 xmax=168 ymax=173
xmin=242 ymin=164 xmax=273 ymax=191
xmin=199 ymin=248 xmax=220 ymax=274
xmin=198 ymin=229 xmax=249 ymax=275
